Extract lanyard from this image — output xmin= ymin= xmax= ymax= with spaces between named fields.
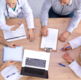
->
xmin=6 ymin=0 xmax=20 ymax=18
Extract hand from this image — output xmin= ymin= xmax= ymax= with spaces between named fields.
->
xmin=7 ymin=42 xmax=19 ymax=48
xmin=27 ymin=29 xmax=35 ymax=42
xmin=61 ymin=43 xmax=72 ymax=51
xmin=4 ymin=60 xmax=16 ymax=67
xmin=62 ymin=52 xmax=74 ymax=63
xmin=11 ymin=22 xmax=21 ymax=31
xmin=58 ymin=31 xmax=70 ymax=42
xmin=40 ymin=26 xmax=48 ymax=37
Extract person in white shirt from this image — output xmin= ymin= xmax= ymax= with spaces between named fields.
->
xmin=40 ymin=0 xmax=81 ymax=42
xmin=0 ymin=0 xmax=35 ymax=42
xmin=62 ymin=36 xmax=81 ymax=78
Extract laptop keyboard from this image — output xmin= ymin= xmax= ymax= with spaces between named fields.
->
xmin=25 ymin=58 xmax=46 ymax=68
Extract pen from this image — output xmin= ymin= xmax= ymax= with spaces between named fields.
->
xmin=58 ymin=63 xmax=66 ymax=67
xmin=61 ymin=46 xmax=71 ymax=50
xmin=6 ymin=73 xmax=16 ymax=78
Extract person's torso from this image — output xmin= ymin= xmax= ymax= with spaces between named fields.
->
xmin=51 ymin=0 xmax=80 ymax=15
xmin=0 ymin=0 xmax=25 ymax=18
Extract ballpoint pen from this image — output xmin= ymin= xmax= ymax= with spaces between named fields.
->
xmin=61 ymin=46 xmax=71 ymax=50
xmin=58 ymin=63 xmax=66 ymax=67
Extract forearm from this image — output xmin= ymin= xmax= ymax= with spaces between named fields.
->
xmin=0 ymin=37 xmax=9 ymax=46
xmin=41 ymin=0 xmax=51 ymax=26
xmin=25 ymin=12 xmax=35 ymax=29
xmin=0 ymin=24 xmax=11 ymax=31
xmin=69 ymin=36 xmax=81 ymax=49
xmin=67 ymin=15 xmax=81 ymax=33
xmin=0 ymin=63 xmax=6 ymax=72
xmin=69 ymin=60 xmax=81 ymax=78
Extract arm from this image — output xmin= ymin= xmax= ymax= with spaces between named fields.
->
xmin=67 ymin=3 xmax=81 ymax=33
xmin=0 ymin=8 xmax=20 ymax=31
xmin=0 ymin=8 xmax=11 ymax=31
xmin=41 ymin=0 xmax=52 ymax=26
xmin=0 ymin=36 xmax=9 ymax=46
xmin=62 ymin=53 xmax=81 ymax=78
xmin=69 ymin=36 xmax=81 ymax=49
xmin=61 ymin=36 xmax=81 ymax=51
xmin=69 ymin=60 xmax=81 ymax=78
xmin=0 ymin=36 xmax=19 ymax=48
xmin=22 ymin=0 xmax=34 ymax=29
xmin=0 ymin=61 xmax=16 ymax=72
xmin=22 ymin=0 xmax=35 ymax=41
xmin=0 ymin=63 xmax=6 ymax=72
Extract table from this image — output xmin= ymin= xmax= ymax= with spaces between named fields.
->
xmin=0 ymin=18 xmax=81 ymax=80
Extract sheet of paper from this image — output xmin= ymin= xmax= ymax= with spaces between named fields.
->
xmin=3 ymin=46 xmax=23 ymax=62
xmin=3 ymin=24 xmax=26 ymax=41
xmin=1 ymin=65 xmax=22 ymax=80
xmin=41 ymin=28 xmax=58 ymax=50
xmin=69 ymin=60 xmax=81 ymax=78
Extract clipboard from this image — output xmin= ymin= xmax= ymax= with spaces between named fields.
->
xmin=39 ymin=28 xmax=59 ymax=52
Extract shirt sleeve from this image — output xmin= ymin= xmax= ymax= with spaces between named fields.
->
xmin=69 ymin=36 xmax=81 ymax=49
xmin=40 ymin=0 xmax=52 ymax=27
xmin=69 ymin=60 xmax=81 ymax=78
xmin=67 ymin=3 xmax=81 ymax=33
xmin=0 ymin=8 xmax=11 ymax=31
xmin=22 ymin=0 xmax=34 ymax=29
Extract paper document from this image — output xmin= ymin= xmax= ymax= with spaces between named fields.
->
xmin=1 ymin=65 xmax=22 ymax=80
xmin=69 ymin=60 xmax=81 ymax=78
xmin=41 ymin=28 xmax=58 ymax=51
xmin=3 ymin=46 xmax=23 ymax=62
xmin=3 ymin=24 xmax=26 ymax=41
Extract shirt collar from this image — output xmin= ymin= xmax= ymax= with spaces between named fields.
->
xmin=68 ymin=0 xmax=72 ymax=5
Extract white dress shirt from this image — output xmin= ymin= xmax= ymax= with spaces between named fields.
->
xmin=69 ymin=36 xmax=81 ymax=49
xmin=0 ymin=0 xmax=34 ymax=31
xmin=68 ymin=36 xmax=81 ymax=78
xmin=69 ymin=60 xmax=81 ymax=78
xmin=41 ymin=0 xmax=81 ymax=33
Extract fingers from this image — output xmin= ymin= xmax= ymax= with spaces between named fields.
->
xmin=46 ymin=30 xmax=48 ymax=36
xmin=27 ymin=34 xmax=30 ymax=39
xmin=13 ymin=44 xmax=19 ymax=46
xmin=17 ymin=22 xmax=21 ymax=26
xmin=27 ymin=34 xmax=35 ymax=42
xmin=30 ymin=35 xmax=35 ymax=42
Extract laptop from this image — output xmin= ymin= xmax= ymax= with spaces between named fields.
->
xmin=21 ymin=49 xmax=50 ymax=79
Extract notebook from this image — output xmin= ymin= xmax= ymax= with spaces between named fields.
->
xmin=21 ymin=49 xmax=50 ymax=79
xmin=3 ymin=24 xmax=26 ymax=41
xmin=1 ymin=65 xmax=22 ymax=80
xmin=40 ymin=28 xmax=59 ymax=52
xmin=3 ymin=46 xmax=23 ymax=62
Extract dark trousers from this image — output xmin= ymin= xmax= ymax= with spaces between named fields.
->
xmin=49 ymin=7 xmax=74 ymax=18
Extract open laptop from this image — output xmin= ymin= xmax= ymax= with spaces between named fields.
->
xmin=21 ymin=49 xmax=50 ymax=79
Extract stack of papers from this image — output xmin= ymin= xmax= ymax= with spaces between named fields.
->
xmin=3 ymin=24 xmax=26 ymax=41
xmin=1 ymin=65 xmax=22 ymax=80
